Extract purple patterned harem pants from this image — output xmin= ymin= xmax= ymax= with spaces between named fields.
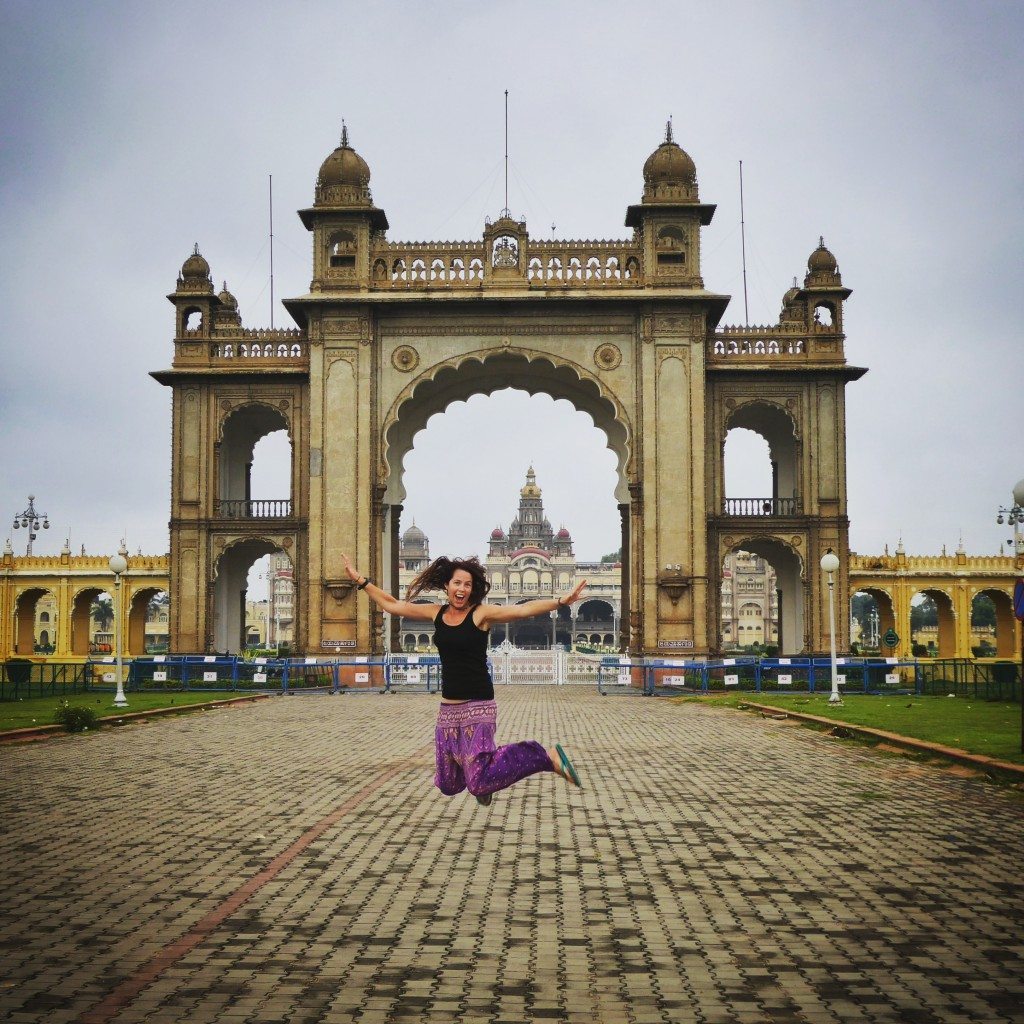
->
xmin=434 ymin=699 xmax=554 ymax=798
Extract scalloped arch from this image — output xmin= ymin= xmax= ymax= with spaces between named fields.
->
xmin=211 ymin=536 xmax=292 ymax=582
xmin=722 ymin=535 xmax=805 ymax=577
xmin=381 ymin=348 xmax=632 ymax=504
xmin=217 ymin=401 xmax=292 ymax=444
xmin=724 ymin=398 xmax=800 ymax=442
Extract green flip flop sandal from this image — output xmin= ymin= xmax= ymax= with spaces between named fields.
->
xmin=555 ymin=744 xmax=583 ymax=788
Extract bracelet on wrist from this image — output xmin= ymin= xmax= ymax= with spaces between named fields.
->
xmin=357 ymin=577 xmax=371 ymax=591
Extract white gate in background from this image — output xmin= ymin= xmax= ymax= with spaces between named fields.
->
xmin=489 ymin=641 xmax=604 ymax=685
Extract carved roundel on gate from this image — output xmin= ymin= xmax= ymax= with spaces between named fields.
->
xmin=392 ymin=345 xmax=420 ymax=372
xmin=594 ymin=343 xmax=621 ymax=371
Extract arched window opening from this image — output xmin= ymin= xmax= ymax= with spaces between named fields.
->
xmin=211 ymin=545 xmax=295 ymax=656
xmin=18 ymin=589 xmax=57 ymax=654
xmin=850 ymin=589 xmax=894 ymax=654
xmin=813 ymin=302 xmax=834 ymax=327
xmin=396 ymin=382 xmax=624 ymax=653
xmin=720 ymin=543 xmax=799 ymax=655
xmin=720 ymin=550 xmax=780 ymax=654
xmin=656 ymin=226 xmax=686 ymax=268
xmin=127 ymin=589 xmax=170 ymax=656
xmin=184 ymin=309 xmax=202 ymax=332
xmin=972 ymin=589 xmax=1015 ymax=658
xmin=328 ymin=229 xmax=356 ymax=269
xmin=910 ymin=590 xmax=954 ymax=658
xmin=218 ymin=405 xmax=292 ymax=519
xmin=723 ymin=403 xmax=800 ymax=516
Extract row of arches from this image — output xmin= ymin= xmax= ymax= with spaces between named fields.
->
xmin=13 ymin=588 xmax=168 ymax=657
xmin=852 ymin=587 xmax=1017 ymax=659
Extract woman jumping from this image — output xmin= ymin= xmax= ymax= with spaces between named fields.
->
xmin=342 ymin=552 xmax=585 ymax=805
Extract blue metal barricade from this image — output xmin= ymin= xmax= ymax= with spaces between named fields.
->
xmin=334 ymin=656 xmax=387 ymax=693
xmin=597 ymin=656 xmax=645 ymax=695
xmin=646 ymin=659 xmax=707 ymax=696
xmin=705 ymin=658 xmax=758 ymax=693
xmin=757 ymin=658 xmax=813 ymax=693
xmin=385 ymin=654 xmax=440 ymax=693
xmin=281 ymin=658 xmax=337 ymax=693
xmin=179 ymin=655 xmax=239 ymax=690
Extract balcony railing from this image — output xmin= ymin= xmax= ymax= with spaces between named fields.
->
xmin=215 ymin=499 xmax=293 ymax=519
xmin=723 ymin=497 xmax=802 ymax=517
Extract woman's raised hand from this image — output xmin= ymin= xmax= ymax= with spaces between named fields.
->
xmin=563 ymin=579 xmax=588 ymax=606
xmin=341 ymin=553 xmax=360 ymax=583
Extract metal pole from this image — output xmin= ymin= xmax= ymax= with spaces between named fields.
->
xmin=827 ymin=572 xmax=841 ymax=704
xmin=113 ymin=571 xmax=127 ymax=707
xmin=269 ymin=174 xmax=275 ymax=330
xmin=739 ymin=161 xmax=749 ymax=326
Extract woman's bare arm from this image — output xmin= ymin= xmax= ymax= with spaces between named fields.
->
xmin=476 ymin=579 xmax=587 ymax=626
xmin=341 ymin=553 xmax=439 ymax=622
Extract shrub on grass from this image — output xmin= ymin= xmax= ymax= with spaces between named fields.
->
xmin=53 ymin=702 xmax=99 ymax=733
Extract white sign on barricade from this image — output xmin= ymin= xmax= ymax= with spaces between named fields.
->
xmin=253 ymin=672 xmax=268 ymax=684
xmin=777 ymin=674 xmax=793 ymax=686
xmin=724 ymin=674 xmax=739 ymax=687
xmin=885 ymin=673 xmax=900 ymax=686
xmin=153 ymin=671 xmax=168 ymax=682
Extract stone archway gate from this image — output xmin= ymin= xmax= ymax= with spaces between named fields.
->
xmin=155 ymin=126 xmax=866 ymax=656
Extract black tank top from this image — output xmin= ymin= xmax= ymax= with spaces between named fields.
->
xmin=433 ymin=605 xmax=494 ymax=701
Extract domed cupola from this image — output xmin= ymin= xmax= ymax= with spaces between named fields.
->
xmin=491 ymin=526 xmax=506 ymax=540
xmin=177 ymin=244 xmax=214 ymax=294
xmin=214 ymin=281 xmax=242 ymax=327
xmin=557 ymin=527 xmax=571 ymax=540
xmin=520 ymin=466 xmax=541 ymax=499
xmin=642 ymin=121 xmax=698 ymax=202
xmin=315 ymin=123 xmax=372 ymax=208
xmin=804 ymin=236 xmax=842 ymax=286
xmin=402 ymin=520 xmax=427 ymax=550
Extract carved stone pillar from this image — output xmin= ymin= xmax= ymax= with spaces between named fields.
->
xmin=389 ymin=503 xmax=402 ymax=652
xmin=619 ymin=503 xmax=630 ymax=652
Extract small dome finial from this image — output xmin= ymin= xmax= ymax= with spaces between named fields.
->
xmin=193 ymin=242 xmax=200 ymax=256
xmin=665 ymin=117 xmax=673 ymax=144
xmin=819 ymin=235 xmax=825 ymax=248
xmin=341 ymin=120 xmax=349 ymax=148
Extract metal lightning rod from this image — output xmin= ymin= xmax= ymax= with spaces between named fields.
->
xmin=739 ymin=160 xmax=749 ymax=326
xmin=269 ymin=174 xmax=275 ymax=330
xmin=504 ymin=90 xmax=509 ymax=217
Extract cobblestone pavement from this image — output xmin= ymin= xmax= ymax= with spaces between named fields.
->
xmin=1 ymin=687 xmax=1022 ymax=1024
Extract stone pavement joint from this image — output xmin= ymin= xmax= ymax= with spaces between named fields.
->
xmin=1 ymin=688 xmax=1022 ymax=1024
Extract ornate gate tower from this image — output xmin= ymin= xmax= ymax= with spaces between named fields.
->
xmin=154 ymin=124 xmax=865 ymax=656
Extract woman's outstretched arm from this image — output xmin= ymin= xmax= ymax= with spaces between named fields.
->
xmin=476 ymin=579 xmax=588 ymax=626
xmin=341 ymin=553 xmax=438 ymax=622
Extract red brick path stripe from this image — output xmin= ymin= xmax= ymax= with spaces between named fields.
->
xmin=76 ymin=745 xmax=433 ymax=1024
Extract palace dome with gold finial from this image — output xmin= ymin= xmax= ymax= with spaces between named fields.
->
xmin=804 ymin=236 xmax=842 ymax=287
xmin=315 ymin=123 xmax=372 ymax=206
xmin=642 ymin=120 xmax=698 ymax=201
xmin=521 ymin=466 xmax=541 ymax=498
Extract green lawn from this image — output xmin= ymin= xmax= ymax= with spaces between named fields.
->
xmin=675 ymin=693 xmax=1024 ymax=765
xmin=0 ymin=691 xmax=253 ymax=732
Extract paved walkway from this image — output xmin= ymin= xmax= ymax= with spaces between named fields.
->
xmin=1 ymin=688 xmax=1022 ymax=1024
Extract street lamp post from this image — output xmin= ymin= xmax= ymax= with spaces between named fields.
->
xmin=12 ymin=495 xmax=49 ymax=555
xmin=820 ymin=548 xmax=842 ymax=705
xmin=995 ymin=478 xmax=1024 ymax=753
xmin=109 ymin=545 xmax=129 ymax=708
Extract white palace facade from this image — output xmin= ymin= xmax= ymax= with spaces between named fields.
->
xmin=396 ymin=468 xmax=778 ymax=652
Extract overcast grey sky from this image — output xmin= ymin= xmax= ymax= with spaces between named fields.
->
xmin=1 ymin=1 xmax=1021 ymax=575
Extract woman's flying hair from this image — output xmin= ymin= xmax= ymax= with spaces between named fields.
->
xmin=407 ymin=555 xmax=491 ymax=604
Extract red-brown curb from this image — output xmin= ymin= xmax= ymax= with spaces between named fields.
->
xmin=740 ymin=701 xmax=1024 ymax=780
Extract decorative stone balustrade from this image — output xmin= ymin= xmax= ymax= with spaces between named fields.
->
xmin=214 ymin=499 xmax=294 ymax=519
xmin=723 ymin=497 xmax=802 ymax=517
xmin=370 ymin=239 xmax=642 ymax=290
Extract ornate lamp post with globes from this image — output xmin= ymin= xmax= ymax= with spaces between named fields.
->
xmin=995 ymin=478 xmax=1024 ymax=753
xmin=820 ymin=548 xmax=842 ymax=705
xmin=12 ymin=495 xmax=49 ymax=555
xmin=109 ymin=544 xmax=129 ymax=708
